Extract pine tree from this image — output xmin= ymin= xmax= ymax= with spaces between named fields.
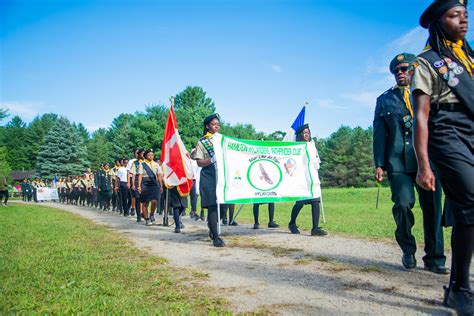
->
xmin=36 ymin=117 xmax=90 ymax=178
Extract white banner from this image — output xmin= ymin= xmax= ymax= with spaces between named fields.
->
xmin=36 ymin=187 xmax=59 ymax=201
xmin=214 ymin=134 xmax=321 ymax=204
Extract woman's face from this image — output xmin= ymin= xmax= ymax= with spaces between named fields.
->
xmin=206 ymin=118 xmax=220 ymax=134
xmin=440 ymin=6 xmax=468 ymax=41
xmin=302 ymin=128 xmax=311 ymax=141
xmin=146 ymin=152 xmax=154 ymax=161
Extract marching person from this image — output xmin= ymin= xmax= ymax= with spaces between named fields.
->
xmin=288 ymin=124 xmax=327 ymax=237
xmin=137 ymin=149 xmax=163 ymax=226
xmin=97 ymin=163 xmax=113 ymax=211
xmin=117 ymin=158 xmax=130 ymax=216
xmin=194 ymin=113 xmax=225 ymax=247
xmin=0 ymin=174 xmax=8 ymax=206
xmin=79 ymin=174 xmax=88 ymax=206
xmin=111 ymin=159 xmax=121 ymax=213
xmin=71 ymin=175 xmax=80 ymax=205
xmin=253 ymin=203 xmax=279 ymax=229
xmin=130 ymin=149 xmax=145 ymax=222
xmin=412 ymin=0 xmax=473 ymax=313
xmin=373 ymin=52 xmax=447 ymax=273
xmin=168 ymin=186 xmax=188 ymax=233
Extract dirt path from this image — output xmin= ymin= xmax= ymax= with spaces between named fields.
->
xmin=35 ymin=201 xmax=467 ymax=315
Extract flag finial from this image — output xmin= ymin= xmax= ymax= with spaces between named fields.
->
xmin=170 ymin=96 xmax=175 ymax=107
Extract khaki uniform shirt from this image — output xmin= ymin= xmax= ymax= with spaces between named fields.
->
xmin=138 ymin=161 xmax=163 ymax=178
xmin=194 ymin=137 xmax=212 ymax=161
xmin=411 ymin=56 xmax=460 ymax=104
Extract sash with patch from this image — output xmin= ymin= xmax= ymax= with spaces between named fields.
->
xmin=419 ymin=50 xmax=474 ymax=115
xmin=80 ymin=180 xmax=87 ymax=189
xmin=142 ymin=162 xmax=158 ymax=185
xmin=199 ymin=137 xmax=215 ymax=158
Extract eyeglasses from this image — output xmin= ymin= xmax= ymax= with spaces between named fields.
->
xmin=392 ymin=66 xmax=409 ymax=74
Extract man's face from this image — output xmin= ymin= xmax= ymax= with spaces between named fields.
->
xmin=393 ymin=62 xmax=410 ymax=86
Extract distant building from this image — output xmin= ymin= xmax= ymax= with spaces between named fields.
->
xmin=10 ymin=170 xmax=36 ymax=181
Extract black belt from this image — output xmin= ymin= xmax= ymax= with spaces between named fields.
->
xmin=431 ymin=103 xmax=465 ymax=112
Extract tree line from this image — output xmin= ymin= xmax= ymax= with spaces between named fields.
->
xmin=0 ymin=86 xmax=376 ymax=188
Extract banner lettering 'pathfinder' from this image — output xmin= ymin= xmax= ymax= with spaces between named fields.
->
xmin=214 ymin=134 xmax=321 ymax=204
xmin=36 ymin=187 xmax=59 ymax=201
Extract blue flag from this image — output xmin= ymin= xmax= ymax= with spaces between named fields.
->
xmin=283 ymin=106 xmax=306 ymax=141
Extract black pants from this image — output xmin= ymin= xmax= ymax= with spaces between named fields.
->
xmin=388 ymin=172 xmax=445 ymax=266
xmin=173 ymin=206 xmax=185 ymax=229
xmin=208 ymin=204 xmax=219 ymax=239
xmin=0 ymin=190 xmax=8 ymax=204
xmin=33 ymin=188 xmax=38 ymax=203
xmin=190 ymin=179 xmax=198 ymax=213
xmin=289 ymin=199 xmax=321 ymax=229
xmin=253 ymin=203 xmax=275 ymax=224
xmin=120 ymin=182 xmax=129 ymax=215
xmin=100 ymin=190 xmax=111 ymax=210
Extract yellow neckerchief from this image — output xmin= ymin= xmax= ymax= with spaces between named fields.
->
xmin=444 ymin=39 xmax=474 ymax=76
xmin=144 ymin=159 xmax=154 ymax=168
xmin=204 ymin=131 xmax=214 ymax=138
xmin=396 ymin=85 xmax=414 ymax=117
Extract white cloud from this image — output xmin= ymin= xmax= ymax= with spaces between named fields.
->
xmin=270 ymin=64 xmax=282 ymax=73
xmin=315 ymin=98 xmax=347 ymax=110
xmin=342 ymin=91 xmax=379 ymax=107
xmin=0 ymin=101 xmax=43 ymax=120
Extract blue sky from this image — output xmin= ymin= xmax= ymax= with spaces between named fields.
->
xmin=1 ymin=0 xmax=473 ymax=138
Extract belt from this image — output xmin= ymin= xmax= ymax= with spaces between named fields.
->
xmin=431 ymin=103 xmax=465 ymax=112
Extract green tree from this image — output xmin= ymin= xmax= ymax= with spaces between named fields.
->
xmin=1 ymin=116 xmax=30 ymax=171
xmin=0 ymin=108 xmax=8 ymax=122
xmin=87 ymin=128 xmax=114 ymax=170
xmin=73 ymin=122 xmax=90 ymax=143
xmin=36 ymin=117 xmax=90 ymax=178
xmin=0 ymin=146 xmax=11 ymax=178
xmin=174 ymin=86 xmax=215 ymax=150
xmin=220 ymin=122 xmax=266 ymax=140
xmin=25 ymin=113 xmax=59 ymax=167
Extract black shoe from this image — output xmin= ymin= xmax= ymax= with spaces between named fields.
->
xmin=213 ymin=237 xmax=225 ymax=247
xmin=402 ymin=254 xmax=416 ymax=269
xmin=424 ymin=265 xmax=450 ymax=275
xmin=174 ymin=227 xmax=181 ymax=233
xmin=222 ymin=218 xmax=228 ymax=225
xmin=131 ymin=208 xmax=136 ymax=216
xmin=229 ymin=220 xmax=238 ymax=226
xmin=288 ymin=224 xmax=300 ymax=234
xmin=443 ymin=285 xmax=453 ymax=308
xmin=253 ymin=223 xmax=260 ymax=230
xmin=311 ymin=227 xmax=328 ymax=236
xmin=163 ymin=217 xmax=169 ymax=227
xmin=448 ymin=287 xmax=474 ymax=315
xmin=136 ymin=217 xmax=141 ymax=223
xmin=268 ymin=221 xmax=279 ymax=228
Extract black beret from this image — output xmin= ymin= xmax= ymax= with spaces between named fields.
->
xmin=420 ymin=0 xmax=467 ymax=29
xmin=389 ymin=53 xmax=416 ymax=73
xmin=144 ymin=149 xmax=154 ymax=157
xmin=296 ymin=123 xmax=310 ymax=134
xmin=203 ymin=113 xmax=220 ymax=126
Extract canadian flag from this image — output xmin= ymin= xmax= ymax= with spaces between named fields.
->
xmin=160 ymin=106 xmax=194 ymax=196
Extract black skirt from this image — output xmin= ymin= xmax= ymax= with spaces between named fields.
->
xmin=429 ymin=109 xmax=474 ymax=225
xmin=199 ymin=164 xmax=217 ymax=208
xmin=141 ymin=179 xmax=159 ymax=203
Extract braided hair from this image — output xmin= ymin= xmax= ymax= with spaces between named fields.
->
xmin=428 ymin=21 xmax=473 ymax=61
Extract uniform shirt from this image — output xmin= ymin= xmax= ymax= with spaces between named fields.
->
xmin=195 ymin=137 xmax=212 ymax=160
xmin=126 ymin=159 xmax=137 ymax=172
xmin=129 ymin=159 xmax=142 ymax=175
xmin=411 ymin=56 xmax=459 ymax=104
xmin=138 ymin=160 xmax=163 ymax=178
xmin=0 ymin=176 xmax=7 ymax=191
xmin=116 ymin=166 xmax=128 ymax=182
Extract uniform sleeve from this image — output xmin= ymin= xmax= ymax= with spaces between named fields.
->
xmin=411 ymin=57 xmax=434 ymax=96
xmin=138 ymin=163 xmax=144 ymax=175
xmin=194 ymin=140 xmax=206 ymax=160
xmin=373 ymin=97 xmax=387 ymax=170
xmin=156 ymin=163 xmax=163 ymax=175
xmin=126 ymin=160 xmax=133 ymax=171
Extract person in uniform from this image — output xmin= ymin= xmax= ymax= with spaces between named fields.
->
xmin=412 ymin=1 xmax=473 ymax=313
xmin=21 ymin=179 xmax=28 ymax=202
xmin=111 ymin=159 xmax=121 ymax=213
xmin=117 ymin=158 xmax=130 ymax=216
xmin=373 ymin=52 xmax=447 ymax=273
xmin=137 ymin=149 xmax=163 ymax=226
xmin=71 ymin=175 xmax=80 ymax=205
xmin=288 ymin=124 xmax=327 ymax=237
xmin=65 ymin=176 xmax=72 ymax=204
xmin=130 ymin=149 xmax=145 ymax=222
xmin=194 ymin=113 xmax=225 ymax=247
xmin=126 ymin=149 xmax=139 ymax=216
xmin=0 ymin=175 xmax=8 ymax=206
xmin=79 ymin=174 xmax=88 ymax=206
xmin=253 ymin=203 xmax=279 ymax=229
xmin=97 ymin=163 xmax=113 ymax=211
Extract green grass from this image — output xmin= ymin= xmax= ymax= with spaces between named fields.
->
xmin=232 ymin=187 xmax=452 ymax=246
xmin=0 ymin=204 xmax=229 ymax=314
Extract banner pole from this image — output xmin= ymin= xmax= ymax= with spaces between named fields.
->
xmin=164 ymin=187 xmax=169 ymax=226
xmin=217 ymin=202 xmax=221 ymax=235
xmin=230 ymin=204 xmax=244 ymax=225
xmin=320 ymin=192 xmax=326 ymax=224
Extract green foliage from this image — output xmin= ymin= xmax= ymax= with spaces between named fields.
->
xmin=0 ymin=108 xmax=8 ymax=122
xmin=220 ymin=122 xmax=266 ymax=140
xmin=73 ymin=122 xmax=90 ymax=143
xmin=25 ymin=113 xmax=59 ymax=168
xmin=318 ymin=125 xmax=374 ymax=187
xmin=0 ymin=146 xmax=11 ymax=177
xmin=1 ymin=116 xmax=30 ymax=171
xmin=174 ymin=86 xmax=215 ymax=150
xmin=0 ymin=204 xmax=229 ymax=314
xmin=36 ymin=117 xmax=90 ymax=178
xmin=87 ymin=129 xmax=114 ymax=170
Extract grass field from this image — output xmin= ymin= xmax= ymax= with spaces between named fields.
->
xmin=0 ymin=204 xmax=229 ymax=314
xmin=230 ymin=187 xmax=452 ymax=247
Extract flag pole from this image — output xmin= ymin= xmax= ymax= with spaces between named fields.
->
xmin=217 ymin=202 xmax=221 ymax=234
